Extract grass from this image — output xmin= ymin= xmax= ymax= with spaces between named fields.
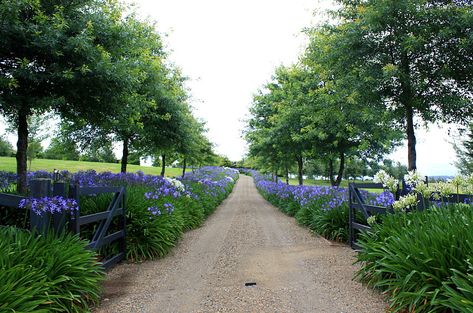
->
xmin=286 ymin=177 xmax=382 ymax=193
xmin=0 ymin=157 xmax=188 ymax=177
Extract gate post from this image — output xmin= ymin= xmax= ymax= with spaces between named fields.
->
xmin=52 ymin=182 xmax=68 ymax=233
xmin=69 ymin=184 xmax=80 ymax=234
xmin=30 ymin=179 xmax=51 ymax=235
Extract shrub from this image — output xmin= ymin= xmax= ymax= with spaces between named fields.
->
xmin=0 ymin=226 xmax=104 ymax=312
xmin=355 ymin=204 xmax=473 ymax=312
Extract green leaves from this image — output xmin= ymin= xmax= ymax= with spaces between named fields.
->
xmin=356 ymin=204 xmax=473 ymax=312
xmin=0 ymin=226 xmax=104 ymax=312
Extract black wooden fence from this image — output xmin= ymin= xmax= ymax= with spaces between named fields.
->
xmin=348 ymin=182 xmax=389 ymax=250
xmin=69 ymin=185 xmax=126 ymax=269
xmin=0 ymin=179 xmax=126 ymax=270
xmin=349 ymin=181 xmax=471 ymax=250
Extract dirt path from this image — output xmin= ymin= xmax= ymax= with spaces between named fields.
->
xmin=95 ymin=175 xmax=386 ymax=313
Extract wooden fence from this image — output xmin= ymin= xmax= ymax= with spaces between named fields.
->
xmin=348 ymin=181 xmax=471 ymax=250
xmin=0 ymin=179 xmax=126 ymax=270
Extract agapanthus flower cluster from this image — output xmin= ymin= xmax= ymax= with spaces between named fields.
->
xmin=164 ymin=177 xmax=185 ymax=192
xmin=369 ymin=190 xmax=395 ymax=207
xmin=373 ymin=170 xmax=399 ymax=193
xmin=147 ymin=202 xmax=174 ymax=217
xmin=19 ymin=196 xmax=79 ymax=216
xmin=0 ymin=171 xmax=17 ymax=192
xmin=181 ymin=166 xmax=238 ymax=197
xmin=404 ymin=170 xmax=424 ymax=187
xmin=148 ymin=206 xmax=162 ymax=216
xmin=392 ymin=193 xmax=418 ymax=212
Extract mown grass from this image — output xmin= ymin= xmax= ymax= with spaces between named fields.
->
xmin=0 ymin=156 xmax=188 ymax=177
xmin=286 ymin=178 xmax=381 ymax=193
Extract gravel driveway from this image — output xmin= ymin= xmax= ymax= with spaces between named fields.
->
xmin=95 ymin=175 xmax=386 ymax=313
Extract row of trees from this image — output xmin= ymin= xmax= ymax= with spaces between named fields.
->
xmin=0 ymin=0 xmax=217 ymax=193
xmin=245 ymin=0 xmax=473 ymax=185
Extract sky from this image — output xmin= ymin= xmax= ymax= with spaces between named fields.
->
xmin=0 ymin=0 xmax=461 ymax=176
xmin=125 ymin=0 xmax=328 ymax=159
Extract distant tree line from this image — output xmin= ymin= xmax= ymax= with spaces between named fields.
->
xmin=245 ymin=0 xmax=473 ymax=185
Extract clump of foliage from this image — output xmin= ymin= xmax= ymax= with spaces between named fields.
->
xmin=356 ymin=204 xmax=473 ymax=312
xmin=0 ymin=226 xmax=104 ymax=312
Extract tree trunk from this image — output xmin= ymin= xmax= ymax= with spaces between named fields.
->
xmin=120 ymin=137 xmax=129 ymax=173
xmin=329 ymin=159 xmax=336 ymax=186
xmin=297 ymin=154 xmax=303 ymax=186
xmin=406 ymin=104 xmax=417 ymax=171
xmin=16 ymin=113 xmax=29 ymax=194
xmin=182 ymin=157 xmax=187 ymax=178
xmin=400 ymin=51 xmax=417 ymax=171
xmin=285 ymin=163 xmax=289 ymax=185
xmin=160 ymin=154 xmax=166 ymax=176
xmin=334 ymin=152 xmax=345 ymax=187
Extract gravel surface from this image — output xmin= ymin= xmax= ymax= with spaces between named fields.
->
xmin=95 ymin=175 xmax=387 ymax=313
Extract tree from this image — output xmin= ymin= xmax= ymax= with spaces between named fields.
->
xmin=454 ymin=123 xmax=473 ymax=175
xmin=330 ymin=0 xmax=473 ymax=170
xmin=80 ymin=139 xmax=116 ymax=164
xmin=26 ymin=139 xmax=43 ymax=170
xmin=0 ymin=135 xmax=14 ymax=156
xmin=43 ymin=136 xmax=80 ymax=161
xmin=0 ymin=0 xmax=141 ymax=193
xmin=245 ymin=66 xmax=313 ymax=185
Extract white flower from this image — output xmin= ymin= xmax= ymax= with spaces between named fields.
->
xmin=165 ymin=177 xmax=185 ymax=191
xmin=225 ymin=176 xmax=234 ymax=182
xmin=413 ymin=181 xmax=430 ymax=198
xmin=392 ymin=194 xmax=418 ymax=212
xmin=384 ymin=177 xmax=400 ymax=194
xmin=404 ymin=170 xmax=424 ymax=187
xmin=367 ymin=215 xmax=377 ymax=226
xmin=373 ymin=170 xmax=398 ymax=193
xmin=373 ymin=170 xmax=388 ymax=184
xmin=436 ymin=181 xmax=455 ymax=197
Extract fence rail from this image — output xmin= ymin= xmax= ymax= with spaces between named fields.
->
xmin=0 ymin=179 xmax=127 ymax=270
xmin=349 ymin=181 xmax=472 ymax=250
xmin=70 ymin=185 xmax=126 ymax=270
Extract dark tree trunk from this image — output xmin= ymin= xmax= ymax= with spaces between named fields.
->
xmin=160 ymin=154 xmax=166 ymax=176
xmin=329 ymin=159 xmax=336 ymax=186
xmin=334 ymin=152 xmax=345 ymax=187
xmin=406 ymin=104 xmax=417 ymax=171
xmin=182 ymin=157 xmax=187 ymax=178
xmin=400 ymin=51 xmax=417 ymax=171
xmin=16 ymin=113 xmax=29 ymax=194
xmin=274 ymin=171 xmax=278 ymax=182
xmin=297 ymin=155 xmax=303 ymax=186
xmin=285 ymin=163 xmax=289 ymax=185
xmin=120 ymin=137 xmax=129 ymax=173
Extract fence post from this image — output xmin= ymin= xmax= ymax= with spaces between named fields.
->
xmin=52 ymin=182 xmax=67 ymax=233
xmin=69 ymin=184 xmax=80 ymax=234
xmin=348 ymin=183 xmax=354 ymax=248
xmin=30 ymin=179 xmax=51 ymax=235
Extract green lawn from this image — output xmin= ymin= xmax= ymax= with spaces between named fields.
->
xmin=286 ymin=178 xmax=382 ymax=193
xmin=0 ymin=157 xmax=188 ymax=177
xmin=287 ymin=178 xmax=355 ymax=187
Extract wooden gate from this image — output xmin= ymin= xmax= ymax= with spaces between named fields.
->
xmin=69 ymin=185 xmax=126 ymax=270
xmin=348 ymin=182 xmax=391 ymax=250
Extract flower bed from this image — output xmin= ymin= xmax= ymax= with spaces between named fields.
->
xmin=248 ymin=170 xmax=391 ymax=242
